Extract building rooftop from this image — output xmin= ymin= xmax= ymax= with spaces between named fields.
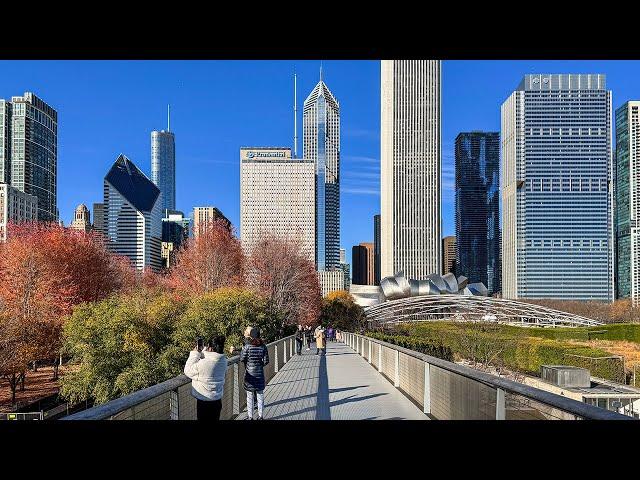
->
xmin=105 ymin=154 xmax=160 ymax=213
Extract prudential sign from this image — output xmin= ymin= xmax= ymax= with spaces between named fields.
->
xmin=246 ymin=151 xmax=287 ymax=159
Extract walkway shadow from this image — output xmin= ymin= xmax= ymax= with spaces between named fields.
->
xmin=329 ymin=386 xmax=368 ymax=393
xmin=315 ymin=353 xmax=331 ymax=420
xmin=330 ymin=393 xmax=387 ymax=407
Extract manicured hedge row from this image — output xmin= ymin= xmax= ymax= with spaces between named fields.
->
xmin=366 ymin=332 xmax=454 ymax=362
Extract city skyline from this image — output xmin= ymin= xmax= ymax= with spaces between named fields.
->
xmin=3 ymin=60 xmax=640 ymax=266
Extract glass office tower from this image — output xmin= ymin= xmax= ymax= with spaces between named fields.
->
xmin=151 ymin=129 xmax=176 ymax=213
xmin=303 ymin=72 xmax=340 ymax=270
xmin=501 ymin=74 xmax=614 ymax=301
xmin=455 ymin=132 xmax=501 ymax=295
xmin=615 ymin=101 xmax=640 ymax=303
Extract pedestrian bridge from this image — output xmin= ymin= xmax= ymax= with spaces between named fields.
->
xmin=63 ymin=333 xmax=631 ymax=420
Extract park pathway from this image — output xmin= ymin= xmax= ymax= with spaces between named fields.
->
xmin=236 ymin=339 xmax=427 ymax=420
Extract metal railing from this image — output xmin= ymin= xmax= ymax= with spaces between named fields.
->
xmin=62 ymin=335 xmax=296 ymax=420
xmin=340 ymin=332 xmax=633 ymax=420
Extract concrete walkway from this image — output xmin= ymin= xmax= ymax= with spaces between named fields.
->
xmin=236 ymin=340 xmax=427 ymax=420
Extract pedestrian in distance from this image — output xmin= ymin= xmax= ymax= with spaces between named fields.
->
xmin=295 ymin=324 xmax=305 ymax=355
xmin=327 ymin=326 xmax=334 ymax=342
xmin=315 ymin=325 xmax=326 ymax=355
xmin=183 ymin=335 xmax=228 ymax=421
xmin=305 ymin=325 xmax=312 ymax=350
xmin=240 ymin=327 xmax=269 ymax=420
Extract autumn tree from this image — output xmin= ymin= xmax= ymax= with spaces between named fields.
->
xmin=247 ymin=234 xmax=321 ymax=329
xmin=168 ymin=218 xmax=245 ymax=293
xmin=320 ymin=291 xmax=366 ymax=332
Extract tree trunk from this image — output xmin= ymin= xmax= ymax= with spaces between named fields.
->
xmin=33 ymin=360 xmax=38 ymax=372
xmin=53 ymin=363 xmax=59 ymax=380
xmin=20 ymin=373 xmax=25 ymax=391
xmin=10 ymin=373 xmax=17 ymax=405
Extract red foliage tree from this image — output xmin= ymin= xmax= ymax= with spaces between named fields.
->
xmin=247 ymin=234 xmax=321 ymax=327
xmin=168 ymin=218 xmax=245 ymax=293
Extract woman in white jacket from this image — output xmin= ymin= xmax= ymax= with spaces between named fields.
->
xmin=184 ymin=335 xmax=228 ymax=420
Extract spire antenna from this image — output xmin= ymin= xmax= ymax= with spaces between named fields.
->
xmin=167 ymin=104 xmax=171 ymax=132
xmin=320 ymin=62 xmax=323 ymax=82
xmin=294 ymin=71 xmax=298 ymax=158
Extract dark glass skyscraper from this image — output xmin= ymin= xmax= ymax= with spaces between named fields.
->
xmin=455 ymin=132 xmax=501 ymax=295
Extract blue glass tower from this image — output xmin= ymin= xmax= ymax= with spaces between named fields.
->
xmin=455 ymin=132 xmax=501 ymax=295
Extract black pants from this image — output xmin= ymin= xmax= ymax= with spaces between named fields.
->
xmin=295 ymin=338 xmax=303 ymax=354
xmin=197 ymin=399 xmax=222 ymax=420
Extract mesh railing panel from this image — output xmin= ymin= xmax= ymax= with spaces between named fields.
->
xmin=177 ymin=382 xmax=197 ymax=420
xmin=429 ymin=365 xmax=497 ymax=420
xmin=505 ymin=392 xmax=578 ymax=420
xmin=371 ymin=342 xmax=379 ymax=369
xmin=398 ymin=352 xmax=425 ymax=409
xmin=381 ymin=345 xmax=395 ymax=382
xmin=111 ymin=391 xmax=171 ymax=420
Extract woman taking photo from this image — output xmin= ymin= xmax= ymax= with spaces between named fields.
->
xmin=240 ymin=327 xmax=269 ymax=420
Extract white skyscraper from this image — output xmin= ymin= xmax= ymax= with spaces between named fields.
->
xmin=0 ymin=183 xmax=37 ymax=241
xmin=303 ymin=70 xmax=340 ymax=270
xmin=240 ymin=147 xmax=315 ymax=260
xmin=104 ymin=154 xmax=163 ymax=272
xmin=380 ymin=60 xmax=442 ymax=280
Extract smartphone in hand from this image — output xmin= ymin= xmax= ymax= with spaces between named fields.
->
xmin=196 ymin=337 xmax=204 ymax=352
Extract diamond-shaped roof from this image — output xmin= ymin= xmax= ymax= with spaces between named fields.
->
xmin=105 ymin=154 xmax=160 ymax=213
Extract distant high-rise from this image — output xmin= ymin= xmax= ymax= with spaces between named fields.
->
xmin=374 ymin=214 xmax=381 ymax=285
xmin=0 ymin=183 xmax=37 ymax=241
xmin=381 ymin=60 xmax=441 ymax=279
xmin=318 ymin=269 xmax=345 ymax=297
xmin=92 ymin=203 xmax=105 ymax=235
xmin=151 ymin=111 xmax=176 ymax=214
xmin=104 ymin=154 xmax=162 ymax=272
xmin=192 ymin=206 xmax=231 ymax=238
xmin=501 ymin=74 xmax=613 ymax=301
xmin=162 ymin=210 xmax=190 ymax=269
xmin=339 ymin=248 xmax=351 ymax=291
xmin=303 ymin=70 xmax=340 ymax=270
xmin=340 ymin=247 xmax=346 ymax=263
xmin=0 ymin=93 xmax=57 ymax=221
xmin=455 ymin=132 xmax=501 ymax=294
xmin=70 ymin=204 xmax=91 ymax=233
xmin=442 ymin=236 xmax=456 ymax=276
xmin=240 ymin=147 xmax=314 ymax=260
xmin=352 ymin=242 xmax=374 ymax=285
xmin=615 ymin=101 xmax=640 ymax=303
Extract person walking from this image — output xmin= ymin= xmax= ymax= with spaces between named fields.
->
xmin=326 ymin=326 xmax=334 ymax=343
xmin=314 ymin=325 xmax=326 ymax=355
xmin=295 ymin=325 xmax=304 ymax=355
xmin=305 ymin=325 xmax=312 ymax=350
xmin=183 ymin=336 xmax=228 ymax=421
xmin=240 ymin=327 xmax=269 ymax=420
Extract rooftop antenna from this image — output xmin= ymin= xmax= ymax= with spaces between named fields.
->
xmin=320 ymin=61 xmax=323 ymax=82
xmin=167 ymin=104 xmax=171 ymax=132
xmin=294 ymin=71 xmax=298 ymax=158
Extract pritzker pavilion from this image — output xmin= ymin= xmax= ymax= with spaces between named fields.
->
xmin=350 ymin=272 xmax=603 ymax=328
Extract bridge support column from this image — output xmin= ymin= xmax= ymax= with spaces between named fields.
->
xmin=394 ymin=350 xmax=400 ymax=387
xmin=496 ymin=388 xmax=505 ymax=420
xmin=423 ymin=363 xmax=430 ymax=415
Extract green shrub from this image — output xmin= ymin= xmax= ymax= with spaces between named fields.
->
xmin=366 ymin=332 xmax=453 ymax=362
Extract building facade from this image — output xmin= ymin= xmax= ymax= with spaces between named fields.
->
xmin=104 ymin=154 xmax=162 ymax=272
xmin=374 ymin=214 xmax=381 ymax=285
xmin=93 ymin=202 xmax=105 ymax=235
xmin=442 ymin=235 xmax=456 ymax=275
xmin=352 ymin=242 xmax=374 ymax=285
xmin=501 ymin=74 xmax=614 ymax=301
xmin=381 ymin=60 xmax=441 ymax=280
xmin=70 ymin=204 xmax=91 ymax=233
xmin=240 ymin=147 xmax=315 ymax=260
xmin=192 ymin=206 xmax=231 ymax=237
xmin=0 ymin=93 xmax=57 ymax=222
xmin=0 ymin=183 xmax=37 ymax=240
xmin=615 ymin=101 xmax=640 ymax=303
xmin=303 ymin=73 xmax=340 ymax=270
xmin=151 ymin=129 xmax=176 ymax=213
xmin=455 ymin=132 xmax=501 ymax=294
xmin=318 ymin=269 xmax=346 ymax=297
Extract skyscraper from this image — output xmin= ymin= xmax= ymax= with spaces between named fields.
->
xmin=303 ymin=70 xmax=340 ymax=270
xmin=192 ymin=206 xmax=231 ymax=237
xmin=0 ymin=183 xmax=37 ymax=241
xmin=501 ymin=74 xmax=614 ymax=301
xmin=381 ymin=60 xmax=441 ymax=280
xmin=240 ymin=147 xmax=315 ymax=260
xmin=374 ymin=214 xmax=381 ymax=285
xmin=0 ymin=93 xmax=57 ymax=222
xmin=104 ymin=154 xmax=162 ymax=272
xmin=93 ymin=202 xmax=105 ymax=235
xmin=352 ymin=242 xmax=374 ymax=285
xmin=70 ymin=204 xmax=91 ymax=233
xmin=615 ymin=101 xmax=640 ymax=303
xmin=442 ymin=236 xmax=456 ymax=276
xmin=455 ymin=132 xmax=501 ymax=294
xmin=339 ymin=247 xmax=351 ymax=291
xmin=151 ymin=112 xmax=176 ymax=214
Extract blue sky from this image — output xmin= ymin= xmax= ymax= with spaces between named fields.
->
xmin=1 ymin=60 xmax=639 ymax=266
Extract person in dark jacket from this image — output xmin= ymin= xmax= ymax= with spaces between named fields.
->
xmin=295 ymin=325 xmax=304 ymax=355
xmin=240 ymin=327 xmax=269 ymax=420
xmin=305 ymin=325 xmax=312 ymax=350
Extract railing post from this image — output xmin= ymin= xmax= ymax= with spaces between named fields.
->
xmin=275 ymin=345 xmax=279 ymax=373
xmin=233 ymin=363 xmax=240 ymax=416
xmin=368 ymin=340 xmax=372 ymax=364
xmin=169 ymin=388 xmax=179 ymax=420
xmin=394 ymin=349 xmax=400 ymax=387
xmin=496 ymin=388 xmax=506 ymax=420
xmin=378 ymin=343 xmax=382 ymax=372
xmin=423 ymin=362 xmax=431 ymax=415
xmin=290 ymin=338 xmax=293 ymax=358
